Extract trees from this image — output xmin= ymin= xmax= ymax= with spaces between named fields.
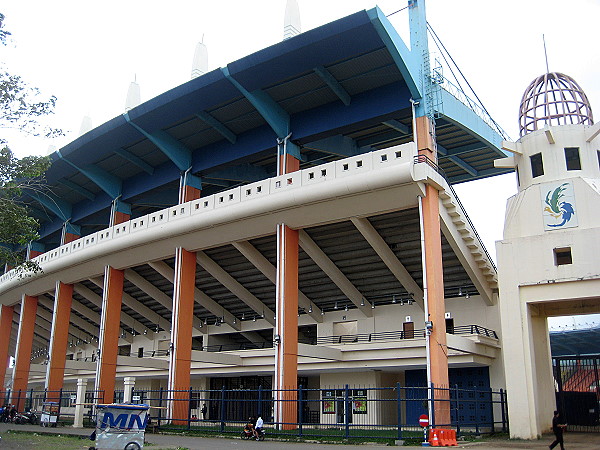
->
xmin=0 ymin=12 xmax=61 ymax=272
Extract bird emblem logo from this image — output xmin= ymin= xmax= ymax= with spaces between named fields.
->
xmin=544 ymin=183 xmax=575 ymax=228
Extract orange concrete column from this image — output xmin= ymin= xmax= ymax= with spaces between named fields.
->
xmin=274 ymin=152 xmax=300 ymax=429
xmin=112 ymin=211 xmax=130 ymax=226
xmin=12 ymin=295 xmax=38 ymax=410
xmin=45 ymin=282 xmax=73 ymax=400
xmin=416 ymin=115 xmax=450 ymax=425
xmin=95 ymin=266 xmax=124 ymax=404
xmin=0 ymin=305 xmax=15 ymax=389
xmin=180 ymin=185 xmax=201 ymax=203
xmin=274 ymin=223 xmax=299 ymax=428
xmin=168 ymin=247 xmax=197 ymax=423
xmin=27 ymin=250 xmax=43 ymax=259
xmin=415 ymin=115 xmax=436 ymax=161
xmin=63 ymin=233 xmax=80 ymax=244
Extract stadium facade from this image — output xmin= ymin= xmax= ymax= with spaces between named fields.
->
xmin=6 ymin=0 xmax=597 ymax=439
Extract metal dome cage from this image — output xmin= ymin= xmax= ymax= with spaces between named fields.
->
xmin=519 ymin=72 xmax=594 ymax=136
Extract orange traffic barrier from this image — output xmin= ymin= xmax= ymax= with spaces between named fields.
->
xmin=447 ymin=429 xmax=458 ymax=446
xmin=439 ymin=429 xmax=447 ymax=446
xmin=428 ymin=428 xmax=458 ymax=447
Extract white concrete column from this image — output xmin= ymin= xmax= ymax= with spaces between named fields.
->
xmin=123 ymin=376 xmax=136 ymax=403
xmin=73 ymin=378 xmax=88 ymax=428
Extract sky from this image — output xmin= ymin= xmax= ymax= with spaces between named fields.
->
xmin=1 ymin=0 xmax=599 ymax=329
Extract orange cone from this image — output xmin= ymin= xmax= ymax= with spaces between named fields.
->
xmin=430 ymin=429 xmax=440 ymax=446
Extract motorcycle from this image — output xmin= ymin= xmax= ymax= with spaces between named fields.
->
xmin=240 ymin=427 xmax=265 ymax=441
xmin=15 ymin=409 xmax=38 ymax=425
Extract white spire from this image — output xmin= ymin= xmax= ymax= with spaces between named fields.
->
xmin=283 ymin=0 xmax=301 ymax=40
xmin=191 ymin=38 xmax=208 ymax=79
xmin=79 ymin=114 xmax=93 ymax=136
xmin=125 ymin=78 xmax=141 ymax=112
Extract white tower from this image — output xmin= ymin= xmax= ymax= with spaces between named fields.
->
xmin=283 ymin=0 xmax=301 ymax=40
xmin=125 ymin=79 xmax=141 ymax=112
xmin=191 ymin=40 xmax=208 ymax=79
xmin=495 ymin=73 xmax=600 ymax=439
xmin=79 ymin=114 xmax=93 ymax=136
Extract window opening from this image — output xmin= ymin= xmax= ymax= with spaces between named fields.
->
xmin=564 ymin=147 xmax=581 ymax=171
xmin=530 ymin=153 xmax=544 ymax=178
xmin=554 ymin=247 xmax=572 ymax=265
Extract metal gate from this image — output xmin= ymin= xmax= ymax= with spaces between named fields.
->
xmin=553 ymin=356 xmax=600 ymax=432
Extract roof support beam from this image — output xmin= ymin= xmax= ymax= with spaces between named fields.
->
xmin=73 ymin=283 xmax=144 ymax=339
xmin=222 ymin=67 xmax=289 ymax=138
xmin=14 ymin=304 xmax=52 ymax=341
xmin=438 ymin=206 xmax=494 ymax=306
xmin=240 ymin=331 xmax=269 ymax=344
xmin=314 ymin=66 xmax=351 ymax=106
xmin=382 ymin=119 xmax=410 ymax=135
xmin=27 ymin=191 xmax=72 ymax=222
xmin=437 ymin=143 xmax=479 ymax=175
xmin=448 ymin=155 xmax=478 ymax=177
xmin=34 ymin=305 xmax=85 ymax=341
xmin=196 ymin=251 xmax=275 ymax=326
xmin=350 ymin=217 xmax=424 ymax=310
xmin=148 ymin=261 xmax=241 ymax=331
xmin=89 ymin=276 xmax=172 ymax=335
xmin=56 ymin=151 xmax=122 ymax=199
xmin=114 ymin=148 xmax=155 ymax=175
xmin=56 ymin=179 xmax=96 ymax=201
xmin=298 ymin=230 xmax=372 ymax=317
xmin=438 ymin=142 xmax=487 ymax=157
xmin=124 ymin=112 xmax=192 ymax=171
xmin=123 ymin=268 xmax=204 ymax=333
xmin=38 ymin=296 xmax=99 ymax=337
xmin=232 ymin=241 xmax=323 ymax=322
xmin=69 ymin=296 xmax=101 ymax=326
xmin=307 ymin=135 xmax=360 ymax=158
xmin=196 ymin=111 xmax=237 ymax=144
xmin=205 ymin=164 xmax=269 ymax=183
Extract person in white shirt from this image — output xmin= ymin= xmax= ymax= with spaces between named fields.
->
xmin=254 ymin=416 xmax=264 ymax=440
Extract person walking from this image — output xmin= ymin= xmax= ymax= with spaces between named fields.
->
xmin=549 ymin=410 xmax=567 ymax=450
xmin=201 ymin=403 xmax=207 ymax=420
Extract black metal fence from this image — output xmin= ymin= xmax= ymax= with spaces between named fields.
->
xmin=553 ymin=356 xmax=600 ymax=432
xmin=2 ymin=384 xmax=507 ymax=440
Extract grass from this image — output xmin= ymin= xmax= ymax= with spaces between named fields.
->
xmin=155 ymin=423 xmax=428 ymax=445
xmin=0 ymin=430 xmax=92 ymax=449
xmin=0 ymin=429 xmax=184 ymax=450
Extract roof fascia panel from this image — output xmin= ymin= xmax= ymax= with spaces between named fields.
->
xmin=367 ymin=7 xmax=421 ymax=100
xmin=227 ymin=10 xmax=383 ymax=92
xmin=439 ymin=90 xmax=508 ymax=158
xmin=125 ymin=69 xmax=239 ymax=132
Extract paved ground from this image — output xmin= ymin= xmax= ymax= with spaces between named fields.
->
xmin=1 ymin=422 xmax=599 ymax=448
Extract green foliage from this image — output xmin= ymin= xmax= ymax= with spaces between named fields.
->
xmin=0 ymin=70 xmax=63 ymax=141
xmin=0 ymin=145 xmax=50 ymax=269
xmin=0 ymin=12 xmax=61 ymax=271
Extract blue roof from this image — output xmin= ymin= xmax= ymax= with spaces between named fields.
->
xmin=551 ymin=326 xmax=600 ymax=357
xmin=24 ymin=7 xmax=510 ymax=249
